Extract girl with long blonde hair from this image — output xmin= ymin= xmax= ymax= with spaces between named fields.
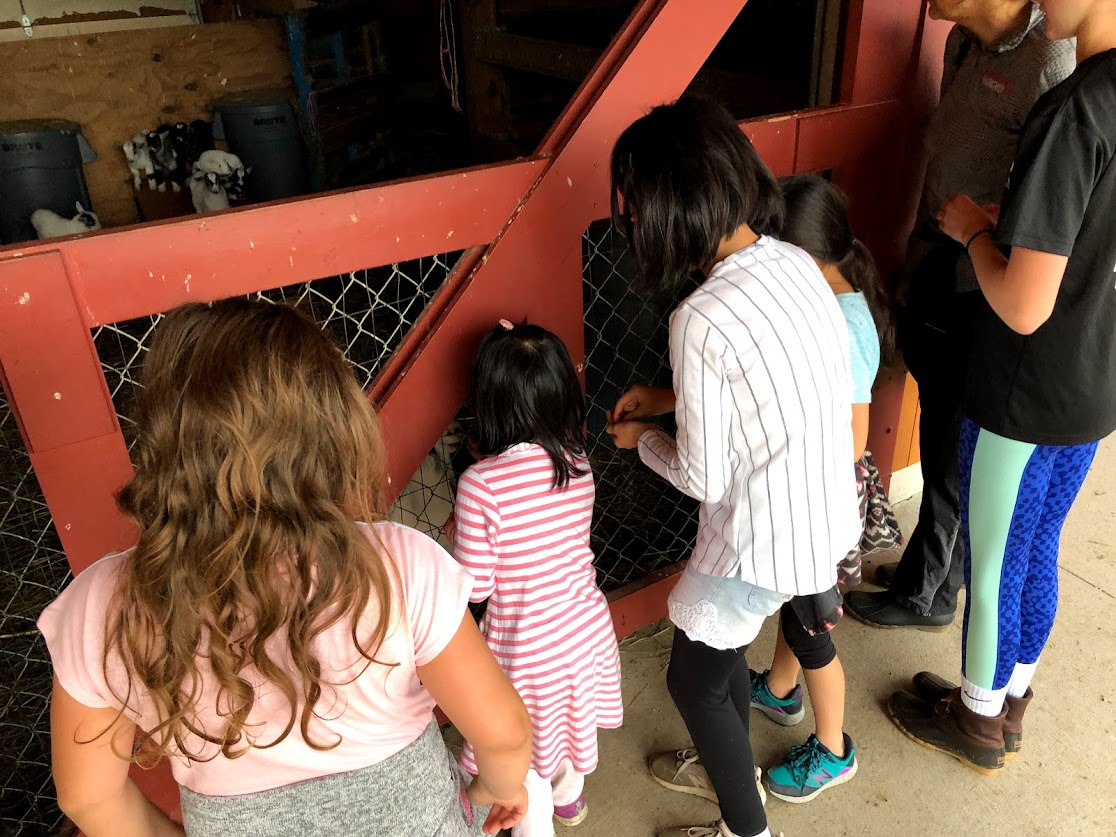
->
xmin=41 ymin=299 xmax=531 ymax=836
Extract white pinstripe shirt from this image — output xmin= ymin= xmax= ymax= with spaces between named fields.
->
xmin=638 ymin=236 xmax=861 ymax=595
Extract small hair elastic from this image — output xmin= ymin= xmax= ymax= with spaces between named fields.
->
xmin=498 ymin=318 xmax=514 ymax=331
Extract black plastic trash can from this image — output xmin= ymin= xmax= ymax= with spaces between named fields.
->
xmin=212 ymin=89 xmax=309 ymax=202
xmin=0 ymin=119 xmax=97 ymax=245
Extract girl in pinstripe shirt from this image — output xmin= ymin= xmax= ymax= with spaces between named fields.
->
xmin=606 ymin=98 xmax=860 ymax=837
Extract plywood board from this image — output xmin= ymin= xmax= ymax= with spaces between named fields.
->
xmin=0 ymin=20 xmax=293 ymax=227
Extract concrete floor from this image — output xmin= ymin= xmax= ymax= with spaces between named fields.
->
xmin=574 ymin=435 xmax=1116 ymax=837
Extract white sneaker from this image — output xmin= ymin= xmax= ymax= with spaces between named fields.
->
xmin=655 ymin=821 xmax=783 ymax=837
xmin=647 ymin=748 xmax=767 ymax=806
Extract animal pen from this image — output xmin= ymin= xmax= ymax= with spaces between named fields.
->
xmin=0 ymin=0 xmax=944 ymax=831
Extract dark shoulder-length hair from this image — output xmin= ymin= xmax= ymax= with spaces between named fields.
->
xmin=471 ymin=322 xmax=587 ymax=489
xmin=610 ymin=96 xmax=785 ymax=299
xmin=778 ymin=173 xmax=894 ymax=353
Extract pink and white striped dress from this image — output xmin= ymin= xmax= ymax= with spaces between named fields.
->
xmin=453 ymin=443 xmax=623 ymax=779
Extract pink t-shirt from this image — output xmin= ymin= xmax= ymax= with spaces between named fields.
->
xmin=38 ymin=521 xmax=471 ymax=797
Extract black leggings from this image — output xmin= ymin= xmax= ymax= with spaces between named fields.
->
xmin=666 ymin=629 xmax=766 ymax=837
xmin=780 ymin=600 xmax=837 ymax=670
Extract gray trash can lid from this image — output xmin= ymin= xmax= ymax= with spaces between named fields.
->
xmin=0 ymin=118 xmax=95 ymax=165
xmin=210 ymin=88 xmax=297 ymax=113
xmin=0 ymin=118 xmax=83 ymax=136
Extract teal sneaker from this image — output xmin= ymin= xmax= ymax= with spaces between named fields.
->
xmin=749 ymin=669 xmax=805 ymax=726
xmin=764 ymin=733 xmax=858 ymax=803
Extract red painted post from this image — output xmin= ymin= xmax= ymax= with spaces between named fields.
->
xmin=842 ymin=0 xmax=930 ymax=106
xmin=0 ymin=252 xmax=136 ymax=569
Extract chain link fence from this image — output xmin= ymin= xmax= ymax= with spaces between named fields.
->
xmin=582 ymin=220 xmax=698 ymax=592
xmin=0 ymin=389 xmax=70 ymax=836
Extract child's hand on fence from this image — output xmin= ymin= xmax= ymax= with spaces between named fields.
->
xmin=609 ymin=384 xmax=675 ymax=423
xmin=606 ymin=419 xmax=652 ymax=449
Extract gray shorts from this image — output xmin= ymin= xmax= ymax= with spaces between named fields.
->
xmin=180 ymin=720 xmax=489 ymax=836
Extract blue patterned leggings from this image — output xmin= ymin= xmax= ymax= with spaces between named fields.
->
xmin=958 ymin=419 xmax=1098 ymax=691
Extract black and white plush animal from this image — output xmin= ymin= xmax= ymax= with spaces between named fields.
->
xmin=188 ymin=170 xmax=230 ymax=214
xmin=30 ymin=202 xmax=102 ymax=239
xmin=122 ymin=132 xmax=155 ymax=190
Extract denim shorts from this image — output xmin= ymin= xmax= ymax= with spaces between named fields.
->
xmin=667 ymin=565 xmax=791 ymax=651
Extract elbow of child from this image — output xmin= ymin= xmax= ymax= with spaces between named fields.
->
xmin=509 ymin=704 xmax=533 ymax=750
xmin=55 ymin=786 xmax=102 ymax=823
xmin=482 ymin=702 xmax=532 ymax=754
xmin=56 ymin=793 xmax=79 ymax=820
xmin=690 ymin=473 xmax=728 ymax=505
xmin=1006 ymin=300 xmax=1054 ymax=336
xmin=673 ymin=458 xmax=725 ymax=504
xmin=1009 ymin=312 xmax=1048 ymax=336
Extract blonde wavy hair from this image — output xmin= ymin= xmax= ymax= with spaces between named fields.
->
xmin=106 ymin=299 xmax=394 ymax=761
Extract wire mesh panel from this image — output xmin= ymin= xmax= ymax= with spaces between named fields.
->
xmin=389 ymin=417 xmax=464 ymax=550
xmin=582 ymin=220 xmax=698 ymax=593
xmin=0 ymin=389 xmax=69 ymax=836
xmin=94 ymin=254 xmax=462 ymax=446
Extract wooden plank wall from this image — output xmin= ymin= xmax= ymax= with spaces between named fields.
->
xmin=0 ymin=21 xmax=293 ymax=227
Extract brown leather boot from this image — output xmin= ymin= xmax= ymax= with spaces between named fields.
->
xmin=887 ymin=687 xmax=1006 ymax=775
xmin=1003 ymin=688 xmax=1033 ymax=760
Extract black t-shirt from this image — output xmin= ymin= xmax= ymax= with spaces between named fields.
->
xmin=966 ymin=48 xmax=1116 ymax=445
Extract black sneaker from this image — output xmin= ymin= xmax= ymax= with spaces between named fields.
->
xmin=844 ymin=591 xmax=954 ymax=631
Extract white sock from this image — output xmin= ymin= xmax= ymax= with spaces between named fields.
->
xmin=1006 ymin=661 xmax=1038 ymax=698
xmin=961 ymin=676 xmax=1007 ymax=717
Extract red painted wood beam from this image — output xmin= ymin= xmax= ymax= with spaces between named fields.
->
xmin=743 ymin=115 xmax=798 ymax=177
xmin=0 ymin=158 xmax=543 ymax=327
xmin=842 ymin=0 xmax=929 ymax=105
xmin=0 ymin=251 xmax=138 ymax=568
xmin=607 ymin=562 xmax=685 ymax=641
xmin=794 ymin=101 xmax=903 ymax=173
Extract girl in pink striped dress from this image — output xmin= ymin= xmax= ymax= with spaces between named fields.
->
xmin=452 ymin=320 xmax=623 ymax=837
